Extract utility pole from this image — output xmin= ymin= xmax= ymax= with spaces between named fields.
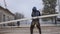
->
xmin=4 ymin=0 xmax=7 ymax=9
xmin=3 ymin=0 xmax=7 ymax=26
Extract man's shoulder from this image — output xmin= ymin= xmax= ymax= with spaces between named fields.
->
xmin=37 ymin=10 xmax=40 ymax=13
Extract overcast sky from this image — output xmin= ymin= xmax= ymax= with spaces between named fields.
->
xmin=0 ymin=0 xmax=59 ymax=18
xmin=0 ymin=0 xmax=44 ymax=18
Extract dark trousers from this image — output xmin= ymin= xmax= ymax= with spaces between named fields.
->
xmin=30 ymin=20 xmax=41 ymax=34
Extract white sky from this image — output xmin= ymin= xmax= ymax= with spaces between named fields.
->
xmin=0 ymin=0 xmax=59 ymax=18
xmin=0 ymin=0 xmax=43 ymax=18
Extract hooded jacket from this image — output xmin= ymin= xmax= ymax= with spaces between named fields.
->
xmin=31 ymin=7 xmax=41 ymax=17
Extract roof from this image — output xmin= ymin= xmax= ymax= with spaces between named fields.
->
xmin=0 ymin=6 xmax=15 ymax=16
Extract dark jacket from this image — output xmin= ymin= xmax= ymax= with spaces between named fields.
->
xmin=31 ymin=7 xmax=41 ymax=21
xmin=31 ymin=10 xmax=41 ymax=17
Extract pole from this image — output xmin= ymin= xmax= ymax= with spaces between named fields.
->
xmin=4 ymin=0 xmax=7 ymax=9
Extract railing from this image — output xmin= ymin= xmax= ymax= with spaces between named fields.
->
xmin=0 ymin=14 xmax=60 ymax=28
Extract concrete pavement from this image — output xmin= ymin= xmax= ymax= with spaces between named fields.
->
xmin=0 ymin=26 xmax=60 ymax=34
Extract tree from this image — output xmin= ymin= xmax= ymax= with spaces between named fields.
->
xmin=15 ymin=12 xmax=25 ymax=19
xmin=15 ymin=12 xmax=25 ymax=26
xmin=42 ymin=0 xmax=57 ymax=24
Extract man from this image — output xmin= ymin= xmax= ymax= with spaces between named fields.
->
xmin=30 ymin=7 xmax=41 ymax=34
xmin=17 ymin=21 xmax=20 ymax=27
